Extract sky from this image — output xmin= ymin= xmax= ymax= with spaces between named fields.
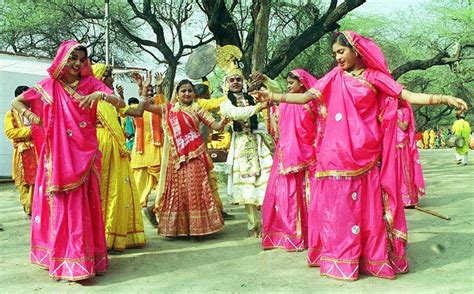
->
xmin=354 ymin=0 xmax=427 ymax=16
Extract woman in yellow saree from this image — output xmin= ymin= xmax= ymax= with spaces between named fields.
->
xmin=92 ymin=64 xmax=146 ymax=252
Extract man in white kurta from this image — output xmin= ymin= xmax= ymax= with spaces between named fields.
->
xmin=219 ymin=73 xmax=273 ymax=237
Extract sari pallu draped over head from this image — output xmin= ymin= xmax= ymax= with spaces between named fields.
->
xmin=342 ymin=30 xmax=413 ymax=263
xmin=23 ymin=40 xmax=112 ymax=192
xmin=92 ymin=63 xmax=129 ymax=157
xmin=277 ymin=69 xmax=319 ymax=174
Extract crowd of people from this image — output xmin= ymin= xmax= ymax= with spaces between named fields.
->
xmin=3 ymin=31 xmax=469 ymax=283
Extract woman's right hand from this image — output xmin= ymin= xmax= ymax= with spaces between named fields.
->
xmin=250 ymin=90 xmax=269 ymax=102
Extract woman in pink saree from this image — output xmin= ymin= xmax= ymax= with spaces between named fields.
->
xmin=255 ymin=31 xmax=467 ymax=281
xmin=262 ymin=69 xmax=322 ymax=251
xmin=396 ymin=101 xmax=425 ymax=207
xmin=11 ymin=40 xmax=127 ymax=281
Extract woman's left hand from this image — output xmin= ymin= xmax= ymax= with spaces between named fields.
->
xmin=447 ymin=96 xmax=468 ymax=112
xmin=79 ymin=91 xmax=102 ymax=109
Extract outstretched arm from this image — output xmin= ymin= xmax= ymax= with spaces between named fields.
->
xmin=252 ymin=89 xmax=314 ymax=104
xmin=143 ymin=102 xmax=164 ymax=116
xmin=210 ymin=117 xmax=229 ymax=132
xmin=79 ymin=92 xmax=126 ymax=109
xmin=400 ymin=90 xmax=468 ymax=112
xmin=124 ymin=101 xmax=147 ymax=117
xmin=219 ymin=99 xmax=267 ymax=120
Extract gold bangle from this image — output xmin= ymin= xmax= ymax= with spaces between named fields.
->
xmin=281 ymin=93 xmax=287 ymax=103
xmin=25 ymin=111 xmax=34 ymax=120
xmin=441 ymin=96 xmax=448 ymax=105
xmin=428 ymin=94 xmax=434 ymax=105
xmin=31 ymin=115 xmax=40 ymax=125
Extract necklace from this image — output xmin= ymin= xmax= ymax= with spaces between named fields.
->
xmin=61 ymin=78 xmax=80 ymax=91
xmin=348 ymin=68 xmax=365 ymax=77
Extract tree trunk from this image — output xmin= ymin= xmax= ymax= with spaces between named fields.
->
xmin=251 ymin=0 xmax=271 ymax=73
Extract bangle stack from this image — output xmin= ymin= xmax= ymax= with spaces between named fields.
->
xmin=428 ymin=94 xmax=448 ymax=105
xmin=22 ymin=109 xmax=41 ymax=125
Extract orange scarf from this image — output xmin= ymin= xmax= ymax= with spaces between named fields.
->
xmin=135 ymin=94 xmax=164 ymax=153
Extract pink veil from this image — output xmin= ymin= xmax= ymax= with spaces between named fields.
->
xmin=25 ymin=40 xmax=99 ymax=192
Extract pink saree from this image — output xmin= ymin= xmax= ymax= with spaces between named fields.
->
xmin=306 ymin=31 xmax=409 ymax=280
xmin=396 ymin=104 xmax=425 ymax=206
xmin=262 ymin=69 xmax=320 ymax=251
xmin=23 ymin=40 xmax=112 ymax=281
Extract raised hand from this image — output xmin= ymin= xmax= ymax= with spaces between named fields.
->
xmin=251 ymin=71 xmax=267 ymax=82
xmin=116 ymin=85 xmax=124 ymax=100
xmin=142 ymin=70 xmax=153 ymax=97
xmin=131 ymin=72 xmax=143 ymax=86
xmin=154 ymin=72 xmax=164 ymax=87
xmin=131 ymin=72 xmax=144 ymax=96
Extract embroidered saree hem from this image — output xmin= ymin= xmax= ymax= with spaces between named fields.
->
xmin=262 ymin=232 xmax=306 ymax=252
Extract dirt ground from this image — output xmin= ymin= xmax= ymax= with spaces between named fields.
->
xmin=0 ymin=149 xmax=473 ymax=293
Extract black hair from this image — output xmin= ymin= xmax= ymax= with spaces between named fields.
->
xmin=287 ymin=71 xmax=300 ymax=80
xmin=176 ymin=79 xmax=195 ymax=93
xmin=194 ymin=83 xmax=210 ymax=98
xmin=128 ymin=97 xmax=139 ymax=105
xmin=75 ymin=45 xmax=88 ymax=58
xmin=332 ymin=32 xmax=352 ymax=48
xmin=15 ymin=85 xmax=29 ymax=97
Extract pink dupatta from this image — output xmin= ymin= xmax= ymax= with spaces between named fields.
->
xmin=22 ymin=40 xmax=112 ymax=192
xmin=277 ymin=69 xmax=318 ymax=174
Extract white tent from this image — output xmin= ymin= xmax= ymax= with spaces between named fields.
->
xmin=0 ymin=52 xmax=50 ymax=178
xmin=0 ymin=51 xmax=144 ymax=178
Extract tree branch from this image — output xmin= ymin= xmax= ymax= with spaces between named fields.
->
xmin=264 ymin=0 xmax=366 ymax=78
xmin=391 ymin=47 xmax=473 ymax=80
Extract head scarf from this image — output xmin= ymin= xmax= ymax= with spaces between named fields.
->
xmin=91 ymin=63 xmax=111 ymax=80
xmin=275 ymin=69 xmax=319 ymax=173
xmin=21 ymin=40 xmax=109 ymax=192
xmin=47 ymin=40 xmax=92 ymax=80
xmin=290 ymin=69 xmax=318 ymax=90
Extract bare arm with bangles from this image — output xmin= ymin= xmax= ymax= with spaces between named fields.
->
xmin=78 ymin=91 xmax=125 ymax=109
xmin=11 ymin=95 xmax=42 ymax=126
xmin=400 ymin=90 xmax=468 ymax=111
xmin=252 ymin=91 xmax=312 ymax=104
xmin=253 ymin=89 xmax=468 ymax=112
